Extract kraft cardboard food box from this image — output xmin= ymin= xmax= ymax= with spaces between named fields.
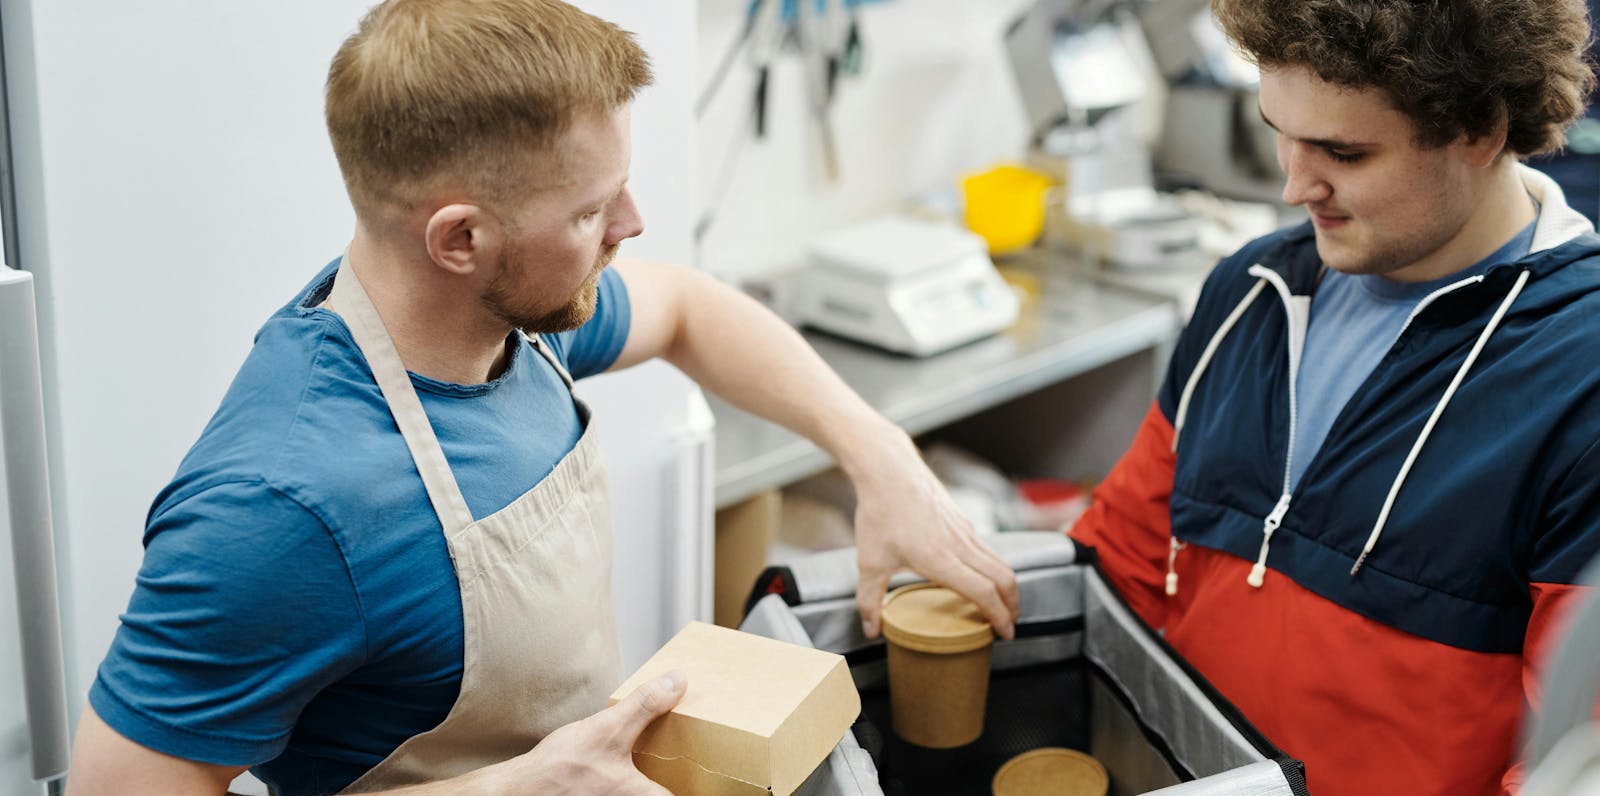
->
xmin=609 ymin=621 xmax=861 ymax=795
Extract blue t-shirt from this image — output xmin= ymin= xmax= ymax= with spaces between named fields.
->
xmin=1291 ymin=220 xmax=1537 ymax=488
xmin=88 ymin=259 xmax=632 ymax=795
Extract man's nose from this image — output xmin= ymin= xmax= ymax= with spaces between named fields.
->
xmin=605 ymin=187 xmax=644 ymax=245
xmin=1279 ymin=142 xmax=1333 ymax=206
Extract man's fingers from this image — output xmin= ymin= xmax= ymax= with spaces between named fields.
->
xmin=958 ymin=533 xmax=1020 ymax=621
xmin=931 ymin=494 xmax=1020 ymax=623
xmin=621 ymin=780 xmax=675 ymax=796
xmin=608 ymin=671 xmax=686 ymax=750
xmin=926 ymin=557 xmax=1014 ymax=641
xmin=856 ymin=568 xmax=893 ymax=640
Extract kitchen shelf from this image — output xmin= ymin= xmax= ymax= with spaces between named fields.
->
xmin=711 ymin=274 xmax=1182 ymax=508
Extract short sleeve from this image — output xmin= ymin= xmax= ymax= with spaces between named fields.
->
xmin=89 ymin=481 xmax=366 ymax=766
xmin=546 ymin=266 xmax=632 ymax=379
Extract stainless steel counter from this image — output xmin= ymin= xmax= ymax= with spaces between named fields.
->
xmin=711 ymin=276 xmax=1181 ymax=507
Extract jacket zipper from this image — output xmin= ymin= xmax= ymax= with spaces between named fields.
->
xmin=1245 ymin=266 xmax=1314 ymax=588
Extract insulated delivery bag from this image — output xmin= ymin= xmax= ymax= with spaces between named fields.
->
xmin=737 ymin=532 xmax=1309 ymax=795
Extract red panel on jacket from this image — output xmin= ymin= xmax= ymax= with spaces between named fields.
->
xmin=1066 ymin=400 xmax=1589 ymax=795
xmin=1166 ymin=543 xmax=1522 ymax=796
xmin=1069 ymin=401 xmax=1176 ymax=629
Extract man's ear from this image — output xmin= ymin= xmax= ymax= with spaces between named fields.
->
xmin=423 ymin=203 xmax=497 ymax=276
xmin=1461 ymin=107 xmax=1511 ymax=169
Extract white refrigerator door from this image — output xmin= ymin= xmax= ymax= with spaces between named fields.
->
xmin=0 ymin=434 xmax=38 ymax=796
xmin=1 ymin=268 xmax=70 ymax=795
xmin=0 ymin=271 xmax=33 ymax=796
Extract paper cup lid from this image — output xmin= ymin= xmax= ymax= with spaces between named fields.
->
xmin=881 ymin=583 xmax=994 ymax=654
xmin=991 ymin=748 xmax=1108 ymax=796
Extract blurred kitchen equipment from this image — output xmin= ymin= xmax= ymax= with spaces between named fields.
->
xmin=1004 ymin=0 xmax=1157 ymax=201
xmin=795 ymin=216 xmax=1020 ymax=357
xmin=1048 ymin=190 xmax=1203 ymax=270
xmin=1015 ymin=478 xmax=1089 ymax=531
xmin=1003 ymin=0 xmax=1205 ymax=269
xmin=1136 ymin=0 xmax=1286 ymax=203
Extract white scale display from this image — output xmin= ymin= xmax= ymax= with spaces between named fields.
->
xmin=795 ymin=217 xmax=1021 ymax=357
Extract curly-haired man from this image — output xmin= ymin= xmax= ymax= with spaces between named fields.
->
xmin=1071 ymin=1 xmax=1599 ymax=793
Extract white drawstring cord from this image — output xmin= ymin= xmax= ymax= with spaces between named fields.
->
xmin=1173 ymin=279 xmax=1269 ymax=452
xmin=1165 ymin=537 xmax=1187 ymax=595
xmin=1351 ymin=269 xmax=1531 ymax=576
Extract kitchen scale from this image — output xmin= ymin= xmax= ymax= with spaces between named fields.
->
xmin=794 ymin=216 xmax=1021 ymax=357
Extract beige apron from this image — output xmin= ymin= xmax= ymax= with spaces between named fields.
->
xmin=326 ymin=256 xmax=623 ymax=793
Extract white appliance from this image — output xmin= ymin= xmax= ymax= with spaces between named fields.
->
xmin=1 ymin=267 xmax=71 ymax=795
xmin=0 ymin=3 xmax=708 ymax=793
xmin=795 ymin=216 xmax=1021 ymax=357
xmin=1052 ymin=187 xmax=1203 ymax=270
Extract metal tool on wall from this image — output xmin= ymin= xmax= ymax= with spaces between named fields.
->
xmin=794 ymin=0 xmax=840 ymax=181
xmin=694 ymin=0 xmax=882 ymax=249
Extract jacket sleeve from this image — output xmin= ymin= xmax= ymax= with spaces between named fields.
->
xmin=1502 ymin=436 xmax=1600 ymax=793
xmin=1068 ymin=400 xmax=1178 ymax=629
xmin=1499 ymin=582 xmax=1594 ymax=794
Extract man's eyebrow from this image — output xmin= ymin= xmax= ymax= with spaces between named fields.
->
xmin=582 ymin=177 xmax=628 ymax=208
xmin=1258 ymin=107 xmax=1376 ymax=150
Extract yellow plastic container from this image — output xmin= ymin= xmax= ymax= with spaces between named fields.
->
xmin=961 ymin=164 xmax=1053 ymax=255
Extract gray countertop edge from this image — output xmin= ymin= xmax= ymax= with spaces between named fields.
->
xmin=711 ymin=295 xmax=1181 ymax=508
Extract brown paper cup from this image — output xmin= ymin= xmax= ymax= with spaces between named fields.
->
xmin=881 ymin=584 xmax=995 ymax=748
xmin=991 ymin=747 xmax=1109 ymax=796
xmin=885 ymin=641 xmax=993 ymax=748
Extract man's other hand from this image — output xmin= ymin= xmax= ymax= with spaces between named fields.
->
xmin=492 ymin=671 xmax=686 ymax=795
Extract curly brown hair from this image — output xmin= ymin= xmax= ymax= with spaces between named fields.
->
xmin=1212 ymin=0 xmax=1596 ymax=156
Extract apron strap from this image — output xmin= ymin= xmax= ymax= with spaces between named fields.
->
xmin=329 ymin=253 xmax=476 ymax=536
xmin=523 ymin=332 xmax=577 ymax=391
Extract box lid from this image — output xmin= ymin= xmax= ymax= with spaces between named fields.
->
xmin=610 ymin=622 xmax=861 ymax=796
xmin=992 ymin=747 xmax=1109 ymax=796
xmin=881 ymin=583 xmax=994 ymax=654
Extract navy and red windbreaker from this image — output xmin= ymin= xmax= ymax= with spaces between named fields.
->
xmin=1071 ymin=168 xmax=1600 ymax=796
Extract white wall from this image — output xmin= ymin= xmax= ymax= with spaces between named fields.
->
xmin=0 ymin=0 xmax=696 ymax=720
xmin=2 ymin=0 xmax=367 ymax=708
xmin=695 ymin=0 xmax=1035 ymax=281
